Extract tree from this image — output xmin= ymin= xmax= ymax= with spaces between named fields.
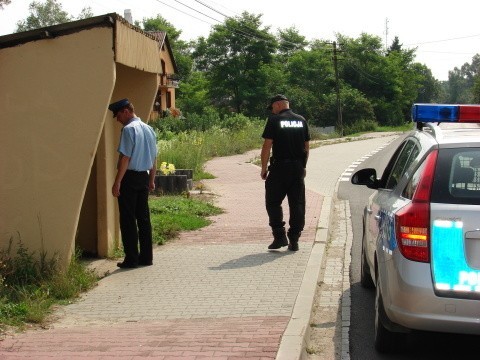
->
xmin=77 ymin=7 xmax=93 ymax=20
xmin=473 ymin=75 xmax=480 ymax=103
xmin=338 ymin=33 xmax=396 ymax=124
xmin=384 ymin=36 xmax=443 ymax=104
xmin=386 ymin=36 xmax=402 ymax=55
xmin=277 ymin=26 xmax=308 ymax=58
xmin=447 ymin=54 xmax=480 ymax=103
xmin=176 ymin=71 xmax=210 ymax=114
xmin=320 ymin=85 xmax=376 ymax=131
xmin=192 ymin=12 xmax=277 ymax=116
xmin=337 ymin=33 xmax=430 ymax=125
xmin=15 ymin=0 xmax=92 ymax=32
xmin=0 ymin=0 xmax=11 ymax=10
xmin=411 ymin=63 xmax=441 ymax=103
xmin=283 ymin=48 xmax=334 ymax=122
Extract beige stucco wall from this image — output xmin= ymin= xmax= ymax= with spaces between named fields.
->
xmin=0 ymin=18 xmax=160 ymax=267
xmin=94 ymin=63 xmax=158 ymax=258
xmin=0 ymin=27 xmax=115 ymax=266
xmin=160 ymin=45 xmax=175 ymax=75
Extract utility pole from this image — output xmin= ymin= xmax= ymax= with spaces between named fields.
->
xmin=384 ymin=18 xmax=389 ymax=52
xmin=333 ymin=41 xmax=343 ymax=136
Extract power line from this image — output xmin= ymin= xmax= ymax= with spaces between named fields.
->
xmin=416 ymin=50 xmax=478 ymax=55
xmin=193 ymin=0 xmax=230 ymax=19
xmin=154 ymin=0 xmax=307 ymax=49
xmin=191 ymin=0 xmax=281 ymax=44
xmin=406 ymin=33 xmax=480 ymax=46
xmin=172 ymin=0 xmax=222 ymax=24
xmin=153 ymin=0 xmax=215 ymax=25
xmin=155 ymin=0 xmax=268 ymax=44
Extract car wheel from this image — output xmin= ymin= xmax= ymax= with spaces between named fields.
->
xmin=360 ymin=224 xmax=375 ymax=289
xmin=374 ymin=276 xmax=405 ymax=353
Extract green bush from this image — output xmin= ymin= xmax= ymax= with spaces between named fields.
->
xmin=343 ymin=119 xmax=378 ymax=135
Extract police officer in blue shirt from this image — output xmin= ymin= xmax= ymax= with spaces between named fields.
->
xmin=108 ymin=98 xmax=158 ymax=268
xmin=260 ymin=95 xmax=310 ymax=251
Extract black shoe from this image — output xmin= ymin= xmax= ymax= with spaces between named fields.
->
xmin=288 ymin=242 xmax=299 ymax=251
xmin=268 ymin=238 xmax=288 ymax=249
xmin=287 ymin=231 xmax=300 ymax=251
xmin=269 ymin=227 xmax=288 ymax=250
xmin=117 ymin=262 xmax=138 ymax=269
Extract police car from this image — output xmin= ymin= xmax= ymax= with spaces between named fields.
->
xmin=351 ymin=104 xmax=480 ymax=353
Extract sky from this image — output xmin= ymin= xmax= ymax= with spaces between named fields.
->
xmin=1 ymin=0 xmax=479 ymax=81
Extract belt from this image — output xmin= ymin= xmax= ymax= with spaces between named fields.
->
xmin=274 ymin=158 xmax=301 ymax=163
xmin=126 ymin=169 xmax=148 ymax=174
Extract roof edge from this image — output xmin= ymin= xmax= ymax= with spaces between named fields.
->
xmin=0 ymin=13 xmax=155 ymax=50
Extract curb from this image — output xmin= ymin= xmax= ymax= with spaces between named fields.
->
xmin=275 ymin=194 xmax=335 ymax=360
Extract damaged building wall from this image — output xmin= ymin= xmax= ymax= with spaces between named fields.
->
xmin=0 ymin=15 xmax=160 ymax=267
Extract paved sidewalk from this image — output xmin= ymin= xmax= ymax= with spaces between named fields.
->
xmin=0 ymin=149 xmax=323 ymax=360
xmin=0 ymin=134 xmax=399 ymax=359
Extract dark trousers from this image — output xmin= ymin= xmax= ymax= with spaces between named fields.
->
xmin=265 ymin=160 xmax=306 ymax=234
xmin=118 ymin=170 xmax=153 ymax=265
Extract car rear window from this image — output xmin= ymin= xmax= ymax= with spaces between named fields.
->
xmin=431 ymin=148 xmax=480 ymax=205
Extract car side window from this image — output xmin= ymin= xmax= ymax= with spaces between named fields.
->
xmin=384 ymin=140 xmax=420 ymax=190
xmin=403 ymin=159 xmax=426 ymax=199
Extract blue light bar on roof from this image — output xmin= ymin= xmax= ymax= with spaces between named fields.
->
xmin=412 ymin=104 xmax=480 ymax=123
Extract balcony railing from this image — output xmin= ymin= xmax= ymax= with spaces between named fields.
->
xmin=160 ymin=74 xmax=179 ymax=88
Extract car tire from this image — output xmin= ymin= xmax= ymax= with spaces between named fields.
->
xmin=360 ymin=224 xmax=375 ymax=289
xmin=374 ymin=276 xmax=405 ymax=353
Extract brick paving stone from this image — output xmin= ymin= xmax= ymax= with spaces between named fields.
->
xmin=0 ymin=135 xmax=399 ymax=359
xmin=0 ymin=149 xmax=321 ymax=360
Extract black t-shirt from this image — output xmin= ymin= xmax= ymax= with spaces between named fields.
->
xmin=262 ymin=109 xmax=310 ymax=164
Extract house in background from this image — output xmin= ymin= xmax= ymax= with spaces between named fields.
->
xmin=0 ymin=13 xmax=166 ymax=268
xmin=149 ymin=31 xmax=179 ymax=120
xmin=122 ymin=10 xmax=180 ymax=120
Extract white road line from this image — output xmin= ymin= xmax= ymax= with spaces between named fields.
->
xmin=338 ymin=141 xmax=393 ymax=182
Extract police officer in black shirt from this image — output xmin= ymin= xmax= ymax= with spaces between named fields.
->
xmin=261 ymin=94 xmax=310 ymax=251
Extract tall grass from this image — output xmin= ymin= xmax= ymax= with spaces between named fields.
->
xmin=0 ymin=241 xmax=98 ymax=330
xmin=155 ymin=115 xmax=265 ymax=180
xmin=153 ymin=112 xmax=410 ymax=180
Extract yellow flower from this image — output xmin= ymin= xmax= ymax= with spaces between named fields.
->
xmin=160 ymin=162 xmax=176 ymax=175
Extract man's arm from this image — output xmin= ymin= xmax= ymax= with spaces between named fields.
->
xmin=303 ymin=141 xmax=310 ymax=178
xmin=260 ymin=138 xmax=273 ymax=180
xmin=304 ymin=141 xmax=310 ymax=167
xmin=149 ymin=158 xmax=157 ymax=192
xmin=112 ymin=154 xmax=130 ymax=197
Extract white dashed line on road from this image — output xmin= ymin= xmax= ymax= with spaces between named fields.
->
xmin=339 ymin=143 xmax=392 ymax=182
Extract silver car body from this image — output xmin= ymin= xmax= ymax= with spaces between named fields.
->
xmin=360 ymin=116 xmax=480 ymax=341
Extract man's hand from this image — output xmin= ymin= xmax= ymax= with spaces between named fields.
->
xmin=112 ymin=182 xmax=121 ymax=197
xmin=261 ymin=170 xmax=268 ymax=180
xmin=149 ymin=180 xmax=156 ymax=192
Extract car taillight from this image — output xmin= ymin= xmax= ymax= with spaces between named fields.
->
xmin=395 ymin=150 xmax=438 ymax=262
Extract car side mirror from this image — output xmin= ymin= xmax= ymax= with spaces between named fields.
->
xmin=351 ymin=168 xmax=379 ymax=189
